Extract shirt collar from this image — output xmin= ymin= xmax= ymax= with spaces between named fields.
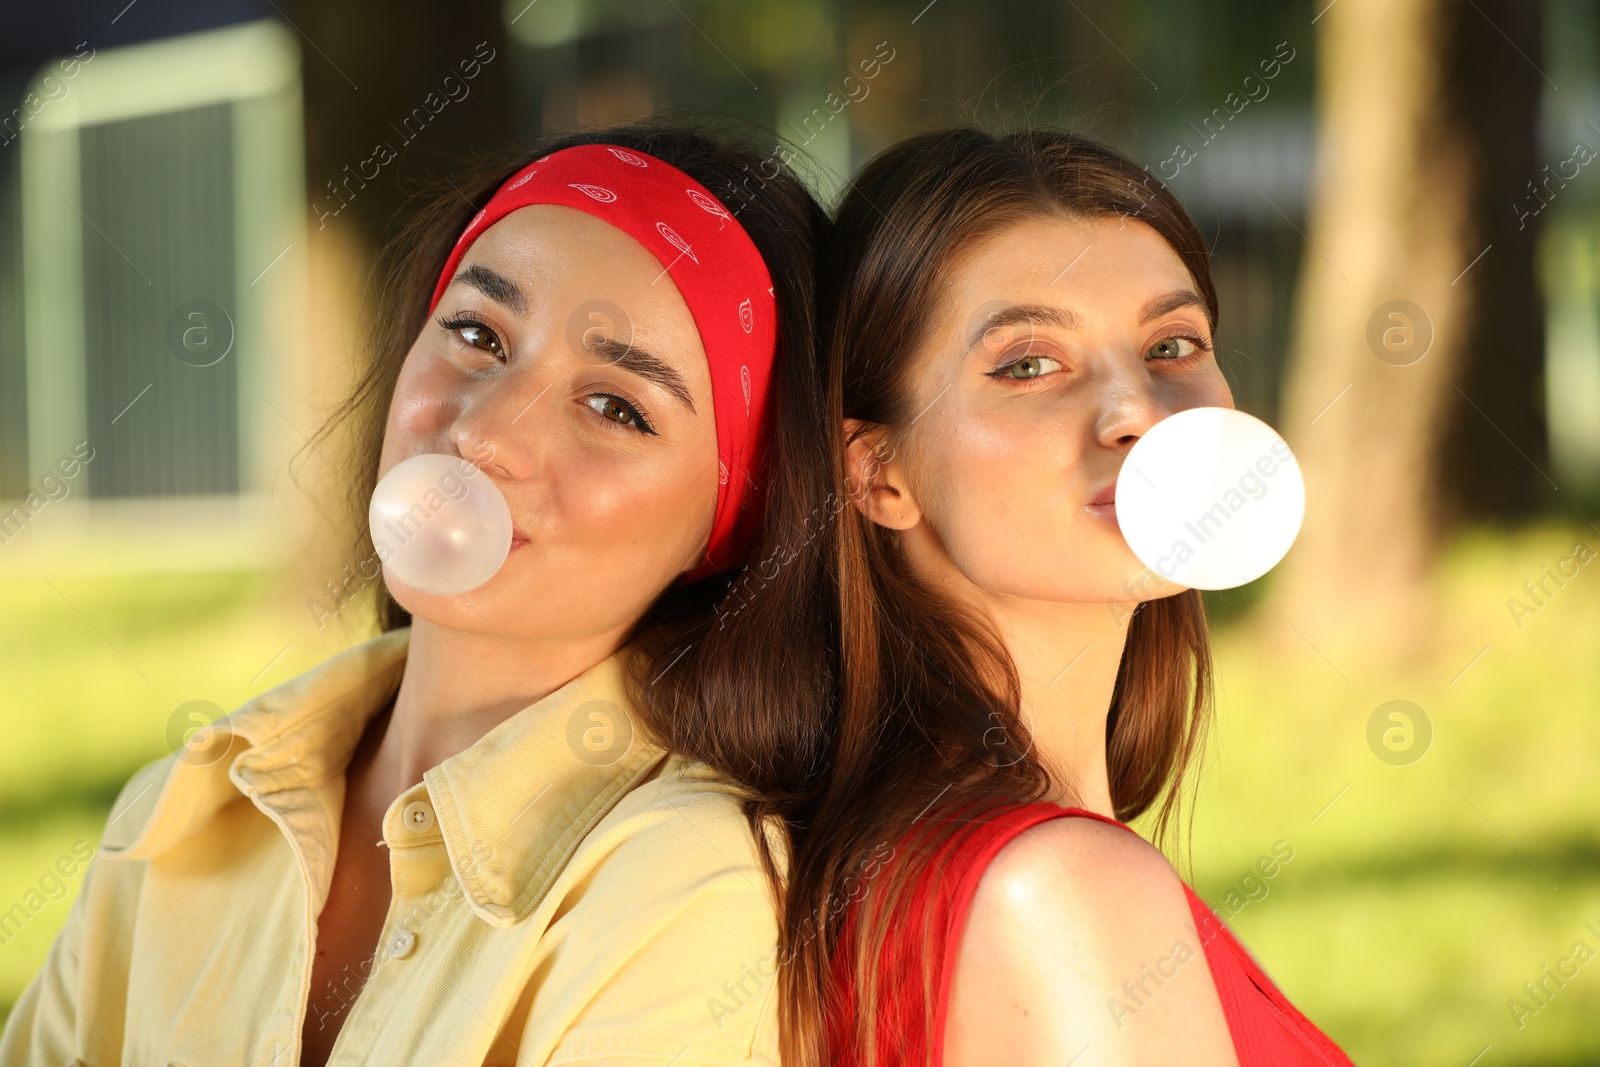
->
xmin=100 ymin=626 xmax=671 ymax=925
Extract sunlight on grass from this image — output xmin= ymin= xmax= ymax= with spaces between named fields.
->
xmin=1172 ymin=519 xmax=1600 ymax=1067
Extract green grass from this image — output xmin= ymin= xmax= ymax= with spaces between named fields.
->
xmin=1 ymin=522 xmax=1598 ymax=1065
xmin=1174 ymin=519 xmax=1600 ymax=1065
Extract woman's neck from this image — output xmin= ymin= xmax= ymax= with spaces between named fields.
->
xmin=362 ymin=615 xmax=629 ymax=798
xmin=982 ymin=592 xmax=1133 ymax=818
xmin=904 ymin=532 xmax=1135 ymax=818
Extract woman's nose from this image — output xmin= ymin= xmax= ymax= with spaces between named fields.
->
xmin=450 ymin=374 xmax=546 ymax=481
xmin=1089 ymin=365 xmax=1175 ymax=450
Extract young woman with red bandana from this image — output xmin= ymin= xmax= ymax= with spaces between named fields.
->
xmin=0 ymin=125 xmax=830 ymax=1067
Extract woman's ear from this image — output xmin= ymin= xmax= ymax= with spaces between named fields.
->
xmin=842 ymin=417 xmax=922 ymax=530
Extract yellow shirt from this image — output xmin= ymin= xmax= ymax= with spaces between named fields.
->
xmin=0 ymin=627 xmax=786 ymax=1066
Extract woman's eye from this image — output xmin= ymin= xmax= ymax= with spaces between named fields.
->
xmin=584 ymin=394 xmax=657 ymax=435
xmin=459 ymin=324 xmax=502 ymax=356
xmin=437 ymin=315 xmax=504 ymax=357
xmin=990 ymin=352 xmax=1062 ymax=381
xmin=1149 ymin=334 xmax=1209 ymax=361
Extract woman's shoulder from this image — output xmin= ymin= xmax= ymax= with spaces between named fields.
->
xmin=577 ymin=754 xmax=783 ymax=890
xmin=943 ymin=805 xmax=1238 ymax=1066
xmin=979 ymin=805 xmax=1181 ymax=911
xmin=906 ymin=802 xmax=1183 ymax=928
xmin=960 ymin=806 xmax=1192 ymax=970
xmin=621 ymin=754 xmax=764 ymax=830
xmin=96 ymin=753 xmax=186 ymax=855
xmin=538 ymin=756 xmax=785 ymax=1064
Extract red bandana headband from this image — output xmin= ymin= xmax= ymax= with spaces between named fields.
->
xmin=429 ymin=143 xmax=778 ymax=584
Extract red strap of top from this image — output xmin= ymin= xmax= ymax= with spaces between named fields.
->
xmin=1181 ymin=882 xmax=1355 ymax=1066
xmin=830 ymin=801 xmax=1353 ymax=1067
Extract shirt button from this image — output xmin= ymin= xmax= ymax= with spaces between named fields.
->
xmin=388 ymin=926 xmax=417 ymax=959
xmin=402 ymin=800 xmax=435 ymax=834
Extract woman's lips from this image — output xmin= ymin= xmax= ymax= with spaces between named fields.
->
xmin=1084 ymin=501 xmax=1117 ymax=521
xmin=510 ymin=530 xmax=529 ymax=550
xmin=1085 ymin=481 xmax=1117 ymax=520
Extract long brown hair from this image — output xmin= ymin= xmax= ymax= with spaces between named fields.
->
xmin=298 ymin=119 xmax=837 ymax=868
xmin=771 ymin=126 xmax=1224 ymax=1066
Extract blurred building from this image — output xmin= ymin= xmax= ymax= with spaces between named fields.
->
xmin=0 ymin=8 xmax=307 ymax=574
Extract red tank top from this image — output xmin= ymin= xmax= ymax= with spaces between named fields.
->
xmin=829 ymin=801 xmax=1354 ymax=1066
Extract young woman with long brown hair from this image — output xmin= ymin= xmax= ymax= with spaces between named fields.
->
xmin=0 ymin=121 xmax=834 ymax=1067
xmin=767 ymin=127 xmax=1357 ymax=1066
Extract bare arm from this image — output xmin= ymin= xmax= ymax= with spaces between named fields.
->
xmin=944 ymin=816 xmax=1239 ymax=1067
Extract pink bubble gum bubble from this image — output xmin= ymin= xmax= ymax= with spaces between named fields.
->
xmin=1115 ymin=407 xmax=1305 ymax=591
xmin=367 ymin=453 xmax=513 ymax=596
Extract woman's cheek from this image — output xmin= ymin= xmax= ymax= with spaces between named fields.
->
xmin=578 ymin=451 xmax=709 ymax=567
xmin=1166 ymin=365 xmax=1233 ymax=412
xmin=919 ymin=413 xmax=1031 ymax=582
xmin=944 ymin=413 xmax=1115 ymax=598
xmin=391 ymin=360 xmax=466 ymax=439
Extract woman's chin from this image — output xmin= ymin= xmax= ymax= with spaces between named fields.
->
xmin=382 ymin=570 xmax=509 ymax=619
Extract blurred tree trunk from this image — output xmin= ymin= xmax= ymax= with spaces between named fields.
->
xmin=1271 ymin=0 xmax=1543 ymax=665
xmin=291 ymin=0 xmax=514 ymax=254
xmin=1436 ymin=1 xmax=1548 ymax=522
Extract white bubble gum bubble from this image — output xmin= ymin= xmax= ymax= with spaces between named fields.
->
xmin=368 ymin=453 xmax=513 ymax=596
xmin=1114 ymin=407 xmax=1305 ymax=591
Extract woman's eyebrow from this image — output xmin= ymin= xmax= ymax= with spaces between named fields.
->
xmin=451 ymin=263 xmax=528 ymax=317
xmin=1137 ymin=289 xmax=1207 ymax=324
xmin=449 ymin=262 xmax=696 ymax=414
xmin=965 ymin=304 xmax=1077 ymax=349
xmin=586 ymin=338 xmax=696 ymax=414
xmin=965 ymin=289 xmax=1208 ymax=350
